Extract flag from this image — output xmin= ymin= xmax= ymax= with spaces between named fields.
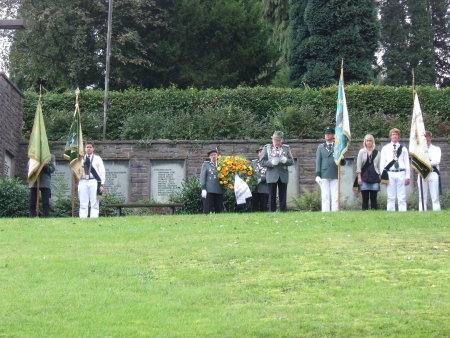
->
xmin=28 ymin=98 xmax=51 ymax=185
xmin=63 ymin=99 xmax=84 ymax=179
xmin=234 ymin=174 xmax=252 ymax=205
xmin=409 ymin=92 xmax=431 ymax=179
xmin=334 ymin=66 xmax=351 ymax=165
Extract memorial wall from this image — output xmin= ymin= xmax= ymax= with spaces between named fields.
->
xmin=15 ymin=138 xmax=449 ymax=209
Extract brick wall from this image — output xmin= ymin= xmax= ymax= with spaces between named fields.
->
xmin=17 ymin=138 xmax=449 ymax=202
xmin=0 ymin=73 xmax=23 ymax=178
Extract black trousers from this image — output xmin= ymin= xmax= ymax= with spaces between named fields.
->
xmin=251 ymin=192 xmax=269 ymax=212
xmin=203 ymin=193 xmax=224 ymax=214
xmin=361 ymin=190 xmax=378 ymax=210
xmin=268 ymin=179 xmax=287 ymax=212
xmin=29 ymin=187 xmax=51 ymax=217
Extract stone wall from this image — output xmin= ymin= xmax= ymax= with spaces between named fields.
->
xmin=0 ymin=73 xmax=23 ymax=178
xmin=16 ymin=138 xmax=449 ymax=206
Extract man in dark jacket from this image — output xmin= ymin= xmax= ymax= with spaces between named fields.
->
xmin=29 ymin=154 xmax=56 ymax=217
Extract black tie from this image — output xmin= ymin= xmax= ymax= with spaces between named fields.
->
xmin=327 ymin=144 xmax=332 ymax=151
xmin=85 ymin=156 xmax=91 ymax=175
xmin=393 ymin=145 xmax=399 ymax=169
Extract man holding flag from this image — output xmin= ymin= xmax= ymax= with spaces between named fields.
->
xmin=315 ymin=64 xmax=350 ymax=212
xmin=27 ymin=96 xmax=53 ymax=217
xmin=408 ymin=91 xmax=436 ymax=211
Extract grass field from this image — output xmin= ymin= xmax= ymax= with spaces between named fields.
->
xmin=1 ymin=211 xmax=449 ymax=337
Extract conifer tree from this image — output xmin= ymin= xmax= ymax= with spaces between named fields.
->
xmin=288 ymin=0 xmax=379 ymax=88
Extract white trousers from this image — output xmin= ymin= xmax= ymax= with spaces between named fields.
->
xmin=386 ymin=172 xmax=407 ymax=211
xmin=320 ymin=179 xmax=338 ymax=212
xmin=417 ymin=172 xmax=441 ymax=211
xmin=78 ymin=179 xmax=100 ymax=218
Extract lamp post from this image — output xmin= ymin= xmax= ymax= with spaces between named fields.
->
xmin=103 ymin=0 xmax=113 ymax=140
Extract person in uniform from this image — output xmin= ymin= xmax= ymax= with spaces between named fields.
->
xmin=251 ymin=146 xmax=269 ymax=212
xmin=379 ymin=128 xmax=410 ymax=211
xmin=261 ymin=131 xmax=294 ymax=212
xmin=200 ymin=149 xmax=224 ymax=213
xmin=315 ymin=127 xmax=345 ymax=212
xmin=29 ymin=154 xmax=56 ymax=217
xmin=417 ymin=131 xmax=441 ymax=211
xmin=78 ymin=141 xmax=106 ymax=218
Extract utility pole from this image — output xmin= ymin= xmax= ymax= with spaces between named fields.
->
xmin=102 ymin=0 xmax=113 ymax=140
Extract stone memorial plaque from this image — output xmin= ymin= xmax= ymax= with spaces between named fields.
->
xmin=51 ymin=160 xmax=129 ymax=202
xmin=150 ymin=160 xmax=186 ymax=203
xmin=51 ymin=162 xmax=72 ymax=199
xmin=286 ymin=159 xmax=299 ymax=207
xmin=3 ymin=152 xmax=13 ymax=177
xmin=339 ymin=158 xmax=355 ymax=208
xmin=104 ymin=161 xmax=129 ymax=202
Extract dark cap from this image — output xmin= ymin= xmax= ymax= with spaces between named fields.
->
xmin=256 ymin=146 xmax=263 ymax=153
xmin=207 ymin=149 xmax=218 ymax=156
xmin=323 ymin=127 xmax=335 ymax=134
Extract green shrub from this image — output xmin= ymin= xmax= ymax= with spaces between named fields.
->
xmin=23 ymin=85 xmax=450 ymax=141
xmin=169 ymin=177 xmax=203 ymax=214
xmin=292 ymin=187 xmax=321 ymax=211
xmin=0 ymin=177 xmax=29 ymax=218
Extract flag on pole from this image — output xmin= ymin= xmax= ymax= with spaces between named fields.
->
xmin=334 ymin=65 xmax=351 ymax=165
xmin=409 ymin=92 xmax=431 ymax=179
xmin=234 ymin=174 xmax=252 ymax=205
xmin=63 ymin=89 xmax=84 ymax=179
xmin=28 ymin=97 xmax=51 ymax=185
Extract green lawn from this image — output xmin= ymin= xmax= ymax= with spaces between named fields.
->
xmin=1 ymin=211 xmax=448 ymax=337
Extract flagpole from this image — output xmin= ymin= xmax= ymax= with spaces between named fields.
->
xmin=337 ymin=59 xmax=344 ymax=211
xmin=412 ymin=69 xmax=425 ymax=211
xmin=72 ymin=174 xmax=76 ymax=217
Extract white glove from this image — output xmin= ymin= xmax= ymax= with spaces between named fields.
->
xmin=271 ymin=157 xmax=280 ymax=166
xmin=281 ymin=156 xmax=287 ymax=164
xmin=315 ymin=176 xmax=322 ymax=185
xmin=201 ymin=189 xmax=207 ymax=198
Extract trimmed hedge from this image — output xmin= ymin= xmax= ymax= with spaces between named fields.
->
xmin=22 ymin=86 xmax=450 ymax=141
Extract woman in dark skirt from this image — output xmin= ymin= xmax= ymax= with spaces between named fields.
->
xmin=356 ymin=134 xmax=381 ymax=210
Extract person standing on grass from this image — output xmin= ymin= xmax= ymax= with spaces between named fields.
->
xmin=261 ymin=131 xmax=294 ymax=212
xmin=200 ymin=149 xmax=224 ymax=214
xmin=78 ymin=141 xmax=105 ymax=218
xmin=380 ymin=128 xmax=410 ymax=212
xmin=418 ymin=131 xmax=441 ymax=211
xmin=315 ymin=127 xmax=346 ymax=212
xmin=251 ymin=146 xmax=269 ymax=212
xmin=355 ymin=134 xmax=381 ymax=210
xmin=29 ymin=154 xmax=56 ymax=217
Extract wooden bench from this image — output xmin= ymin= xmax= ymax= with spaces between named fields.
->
xmin=106 ymin=203 xmax=184 ymax=216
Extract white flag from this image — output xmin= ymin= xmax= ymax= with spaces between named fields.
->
xmin=409 ymin=92 xmax=431 ymax=179
xmin=234 ymin=174 xmax=252 ymax=205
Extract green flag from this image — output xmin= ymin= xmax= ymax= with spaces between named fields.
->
xmin=28 ymin=98 xmax=51 ymax=185
xmin=63 ymin=101 xmax=84 ymax=179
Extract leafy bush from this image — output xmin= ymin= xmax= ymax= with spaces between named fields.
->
xmin=292 ymin=187 xmax=321 ymax=211
xmin=0 ymin=177 xmax=29 ymax=218
xmin=169 ymin=177 xmax=203 ymax=214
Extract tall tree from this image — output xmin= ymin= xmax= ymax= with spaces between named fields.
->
xmin=429 ymin=0 xmax=450 ymax=88
xmin=289 ymin=0 xmax=379 ymax=88
xmin=166 ymin=0 xmax=278 ymax=88
xmin=4 ymin=0 xmax=278 ymax=90
xmin=406 ymin=0 xmax=436 ymax=85
xmin=380 ymin=0 xmax=410 ymax=86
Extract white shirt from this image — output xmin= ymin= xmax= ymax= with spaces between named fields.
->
xmin=428 ymin=144 xmax=441 ymax=170
xmin=380 ymin=142 xmax=410 ymax=178
xmin=82 ymin=154 xmax=106 ymax=184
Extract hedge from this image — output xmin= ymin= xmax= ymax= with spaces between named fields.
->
xmin=22 ymin=85 xmax=450 ymax=141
